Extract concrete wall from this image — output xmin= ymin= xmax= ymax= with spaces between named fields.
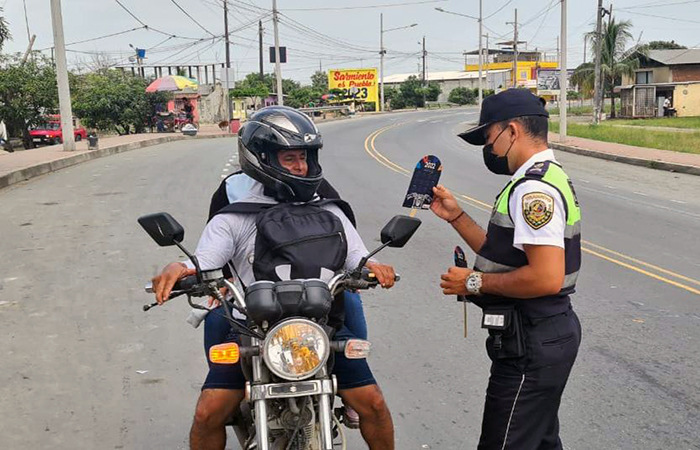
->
xmin=199 ymin=83 xmax=227 ymax=123
xmin=672 ymin=65 xmax=700 ymax=82
xmin=673 ymin=82 xmax=700 ymax=116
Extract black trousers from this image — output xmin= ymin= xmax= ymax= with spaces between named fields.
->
xmin=478 ymin=309 xmax=581 ymax=450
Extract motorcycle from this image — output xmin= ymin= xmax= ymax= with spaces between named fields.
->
xmin=138 ymin=212 xmax=421 ymax=450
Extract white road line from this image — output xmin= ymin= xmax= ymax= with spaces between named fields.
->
xmin=579 ymin=179 xmax=590 ymax=183
xmin=633 ymin=191 xmax=649 ymax=197
xmin=223 ymin=168 xmax=229 ymax=172
xmin=671 ymin=199 xmax=686 ymax=204
xmin=225 ymin=163 xmax=231 ymax=167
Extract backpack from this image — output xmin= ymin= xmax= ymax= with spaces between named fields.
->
xmin=209 ymin=171 xmax=356 ymax=226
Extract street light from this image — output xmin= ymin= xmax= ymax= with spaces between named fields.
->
xmin=380 ymin=14 xmax=417 ymax=112
xmin=435 ymin=3 xmax=484 ymax=106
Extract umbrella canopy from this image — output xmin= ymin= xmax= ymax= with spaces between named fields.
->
xmin=146 ymin=75 xmax=198 ymax=92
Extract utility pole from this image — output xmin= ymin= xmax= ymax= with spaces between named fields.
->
xmin=50 ymin=0 xmax=75 ymax=151
xmin=272 ymin=0 xmax=284 ymax=106
xmin=478 ymin=0 xmax=483 ymax=105
xmin=593 ymin=0 xmax=604 ymax=124
xmin=559 ymin=0 xmax=568 ymax=142
xmin=583 ymin=37 xmax=587 ymax=64
xmin=21 ymin=35 xmax=36 ymax=64
xmin=223 ymin=0 xmax=232 ymax=122
xmin=380 ymin=13 xmax=385 ymax=112
xmin=507 ymin=9 xmax=519 ymax=88
xmin=259 ymin=20 xmax=264 ymax=81
xmin=422 ymin=35 xmax=427 ymax=106
xmin=484 ymin=33 xmax=489 ymax=90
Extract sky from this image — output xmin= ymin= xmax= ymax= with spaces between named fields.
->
xmin=1 ymin=0 xmax=699 ymax=84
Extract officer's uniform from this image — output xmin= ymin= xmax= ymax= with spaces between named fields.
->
xmin=459 ymin=89 xmax=582 ymax=450
xmin=473 ymin=151 xmax=582 ymax=450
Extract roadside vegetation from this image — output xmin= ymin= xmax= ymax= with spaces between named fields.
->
xmin=549 ymin=120 xmax=700 ymax=154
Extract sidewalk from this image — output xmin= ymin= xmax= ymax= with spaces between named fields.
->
xmin=549 ymin=132 xmax=700 ymax=176
xmin=0 ymin=125 xmax=235 ymax=190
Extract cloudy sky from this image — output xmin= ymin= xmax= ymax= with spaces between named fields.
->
xmin=2 ymin=0 xmax=699 ymax=83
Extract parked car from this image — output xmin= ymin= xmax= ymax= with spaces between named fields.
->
xmin=29 ymin=116 xmax=87 ymax=145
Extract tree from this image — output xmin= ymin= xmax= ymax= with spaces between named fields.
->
xmin=571 ymin=62 xmax=595 ymax=98
xmin=578 ymin=18 xmax=645 ymax=118
xmin=310 ymin=70 xmax=328 ymax=92
xmin=398 ymin=76 xmax=425 ymax=108
xmin=648 ymin=40 xmax=686 ymax=50
xmin=285 ymin=86 xmax=323 ymax=109
xmin=0 ymin=55 xmax=58 ymax=149
xmin=72 ymin=70 xmax=153 ymax=135
xmin=449 ymin=87 xmax=477 ymax=105
xmin=0 ymin=7 xmax=10 ymax=51
xmin=423 ymin=82 xmax=441 ymax=102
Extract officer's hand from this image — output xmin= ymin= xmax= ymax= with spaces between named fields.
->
xmin=365 ymin=262 xmax=396 ymax=289
xmin=431 ymin=185 xmax=463 ymax=222
xmin=152 ymin=262 xmax=196 ymax=305
xmin=440 ymin=266 xmax=472 ymax=296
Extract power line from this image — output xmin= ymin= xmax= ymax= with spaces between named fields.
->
xmin=528 ymin=0 xmax=558 ymax=43
xmin=281 ymin=0 xmax=446 ymax=12
xmin=618 ymin=9 xmax=700 ymax=25
xmin=38 ymin=26 xmax=146 ymax=50
xmin=113 ymin=0 xmax=207 ymax=40
xmin=169 ymin=0 xmax=217 ymax=37
xmin=114 ymin=0 xmax=147 ymax=26
xmin=484 ymin=0 xmax=515 ymax=20
xmin=618 ymin=0 xmax=700 ymax=9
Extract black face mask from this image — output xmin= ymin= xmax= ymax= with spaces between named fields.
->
xmin=483 ymin=126 xmax=515 ymax=175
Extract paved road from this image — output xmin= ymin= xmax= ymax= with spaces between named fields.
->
xmin=1 ymin=109 xmax=699 ymax=449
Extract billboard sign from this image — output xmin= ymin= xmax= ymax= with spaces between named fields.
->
xmin=328 ymin=68 xmax=379 ymax=109
xmin=537 ymin=68 xmax=574 ymax=96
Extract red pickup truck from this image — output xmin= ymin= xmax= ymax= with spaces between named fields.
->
xmin=29 ymin=116 xmax=87 ymax=145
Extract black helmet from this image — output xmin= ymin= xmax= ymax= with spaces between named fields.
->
xmin=238 ymin=106 xmax=323 ymax=202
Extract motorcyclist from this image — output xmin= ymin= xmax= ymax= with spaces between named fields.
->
xmin=151 ymin=106 xmax=397 ymax=450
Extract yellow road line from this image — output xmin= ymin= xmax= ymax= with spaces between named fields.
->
xmin=581 ymin=248 xmax=700 ymax=296
xmin=363 ymin=122 xmax=700 ymax=297
xmin=581 ymin=240 xmax=700 ymax=288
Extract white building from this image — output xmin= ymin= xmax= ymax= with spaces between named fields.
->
xmin=382 ymin=70 xmax=511 ymax=102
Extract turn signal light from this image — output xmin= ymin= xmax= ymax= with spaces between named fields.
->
xmin=344 ymin=339 xmax=371 ymax=359
xmin=209 ymin=343 xmax=240 ymax=364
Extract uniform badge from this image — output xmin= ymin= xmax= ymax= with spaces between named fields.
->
xmin=522 ymin=192 xmax=554 ymax=229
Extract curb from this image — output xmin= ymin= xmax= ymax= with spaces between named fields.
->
xmin=0 ymin=134 xmax=234 ymax=191
xmin=549 ymin=141 xmax=700 ymax=177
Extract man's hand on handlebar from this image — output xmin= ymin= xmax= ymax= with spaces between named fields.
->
xmin=365 ymin=261 xmax=396 ymax=289
xmin=152 ymin=262 xmax=196 ymax=305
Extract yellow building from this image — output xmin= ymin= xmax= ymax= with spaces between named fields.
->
xmin=465 ymin=61 xmax=559 ymax=90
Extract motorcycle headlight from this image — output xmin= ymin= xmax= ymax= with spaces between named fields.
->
xmin=262 ymin=319 xmax=330 ymax=381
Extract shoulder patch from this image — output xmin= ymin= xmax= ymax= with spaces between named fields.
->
xmin=525 ymin=160 xmax=551 ymax=178
xmin=522 ymin=192 xmax=554 ymax=229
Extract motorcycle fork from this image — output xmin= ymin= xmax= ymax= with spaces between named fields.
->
xmin=251 ymin=338 xmax=270 ymax=450
xmin=316 ymin=367 xmax=334 ymax=450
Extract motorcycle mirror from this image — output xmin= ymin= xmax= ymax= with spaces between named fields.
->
xmin=137 ymin=212 xmax=185 ymax=247
xmin=380 ymin=215 xmax=421 ymax=248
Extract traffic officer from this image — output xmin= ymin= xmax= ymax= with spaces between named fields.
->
xmin=430 ymin=88 xmax=582 ymax=450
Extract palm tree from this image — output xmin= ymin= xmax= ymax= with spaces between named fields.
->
xmin=572 ymin=18 xmax=646 ymax=119
xmin=0 ymin=8 xmax=11 ymax=50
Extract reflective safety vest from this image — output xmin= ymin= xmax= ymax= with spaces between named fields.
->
xmin=473 ymin=160 xmax=581 ymax=317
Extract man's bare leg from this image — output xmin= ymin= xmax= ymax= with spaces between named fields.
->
xmin=339 ymin=385 xmax=394 ymax=450
xmin=190 ymin=388 xmax=244 ymax=450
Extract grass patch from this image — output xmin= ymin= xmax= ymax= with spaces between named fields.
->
xmin=549 ymin=120 xmax=700 ymax=154
xmin=610 ymin=116 xmax=700 ymax=129
xmin=549 ymin=103 xmax=619 ymax=116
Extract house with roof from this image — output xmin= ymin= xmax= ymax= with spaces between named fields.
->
xmin=616 ymin=49 xmax=700 ymax=118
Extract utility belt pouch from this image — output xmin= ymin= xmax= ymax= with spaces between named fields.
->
xmin=482 ymin=308 xmax=526 ymax=359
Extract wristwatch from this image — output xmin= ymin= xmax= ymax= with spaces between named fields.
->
xmin=465 ymin=272 xmax=483 ymax=296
